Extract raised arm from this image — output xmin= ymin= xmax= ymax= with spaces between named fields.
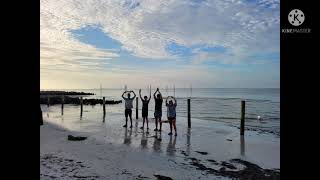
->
xmin=121 ymin=91 xmax=127 ymax=99
xmin=158 ymin=90 xmax=162 ymax=99
xmin=165 ymin=97 xmax=169 ymax=106
xmin=139 ymin=89 xmax=143 ymax=101
xmin=173 ymin=97 xmax=177 ymax=105
xmin=153 ymin=88 xmax=159 ymax=99
xmin=148 ymin=88 xmax=151 ymax=101
xmin=131 ymin=91 xmax=136 ymax=99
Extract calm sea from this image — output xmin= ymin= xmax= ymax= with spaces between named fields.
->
xmin=43 ymin=88 xmax=280 ymax=135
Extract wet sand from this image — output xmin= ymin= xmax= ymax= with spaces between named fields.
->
xmin=41 ymin=105 xmax=280 ymax=179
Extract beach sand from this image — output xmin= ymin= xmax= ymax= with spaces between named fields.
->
xmin=40 ymin=106 xmax=280 ymax=179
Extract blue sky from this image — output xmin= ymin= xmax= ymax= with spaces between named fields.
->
xmin=40 ymin=0 xmax=279 ymax=89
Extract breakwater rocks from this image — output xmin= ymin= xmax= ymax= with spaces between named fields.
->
xmin=40 ymin=91 xmax=95 ymax=96
xmin=40 ymin=96 xmax=122 ymax=105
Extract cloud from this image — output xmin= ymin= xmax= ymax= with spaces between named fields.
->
xmin=40 ymin=0 xmax=279 ymax=88
xmin=41 ymin=0 xmax=279 ymax=61
xmin=40 ymin=0 xmax=119 ymax=73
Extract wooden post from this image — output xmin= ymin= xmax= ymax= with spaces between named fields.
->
xmin=80 ymin=97 xmax=83 ymax=116
xmin=40 ymin=106 xmax=43 ymax=125
xmin=240 ymin=135 xmax=245 ymax=156
xmin=47 ymin=97 xmax=50 ymax=107
xmin=186 ymin=128 xmax=191 ymax=155
xmin=103 ymin=97 xmax=106 ymax=115
xmin=61 ymin=96 xmax=64 ymax=115
xmin=136 ymin=97 xmax=139 ymax=119
xmin=240 ymin=100 xmax=245 ymax=135
xmin=188 ymin=98 xmax=191 ymax=128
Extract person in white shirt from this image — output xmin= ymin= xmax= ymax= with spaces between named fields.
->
xmin=166 ymin=96 xmax=177 ymax=136
xmin=121 ymin=90 xmax=136 ymax=128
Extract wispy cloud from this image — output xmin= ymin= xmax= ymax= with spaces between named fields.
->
xmin=40 ymin=0 xmax=279 ymax=88
xmin=41 ymin=0 xmax=279 ymax=60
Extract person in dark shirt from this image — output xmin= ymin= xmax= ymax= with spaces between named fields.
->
xmin=139 ymin=89 xmax=151 ymax=131
xmin=153 ymin=88 xmax=163 ymax=131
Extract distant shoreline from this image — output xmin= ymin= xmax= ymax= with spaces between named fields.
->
xmin=40 ymin=91 xmax=95 ymax=96
xmin=40 ymin=91 xmax=121 ymax=105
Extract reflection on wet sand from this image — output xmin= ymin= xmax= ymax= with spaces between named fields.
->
xmin=186 ymin=128 xmax=191 ymax=156
xmin=166 ymin=135 xmax=177 ymax=157
xmin=141 ymin=130 xmax=148 ymax=149
xmin=124 ymin=128 xmax=132 ymax=145
xmin=134 ymin=120 xmax=138 ymax=137
xmin=240 ymin=135 xmax=245 ymax=156
xmin=153 ymin=131 xmax=162 ymax=153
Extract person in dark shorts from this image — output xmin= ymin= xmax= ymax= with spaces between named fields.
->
xmin=166 ymin=96 xmax=177 ymax=136
xmin=153 ymin=88 xmax=163 ymax=131
xmin=139 ymin=89 xmax=151 ymax=131
xmin=122 ymin=90 xmax=136 ymax=128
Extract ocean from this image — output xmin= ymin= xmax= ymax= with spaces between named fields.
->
xmin=41 ymin=88 xmax=280 ymax=136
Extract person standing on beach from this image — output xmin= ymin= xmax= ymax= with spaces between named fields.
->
xmin=122 ymin=90 xmax=136 ymax=128
xmin=153 ymin=88 xmax=163 ymax=131
xmin=139 ymin=89 xmax=151 ymax=131
xmin=166 ymin=96 xmax=177 ymax=136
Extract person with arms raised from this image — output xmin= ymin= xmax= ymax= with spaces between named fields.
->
xmin=121 ymin=90 xmax=136 ymax=128
xmin=139 ymin=88 xmax=151 ymax=132
xmin=153 ymin=88 xmax=163 ymax=132
xmin=166 ymin=96 xmax=177 ymax=136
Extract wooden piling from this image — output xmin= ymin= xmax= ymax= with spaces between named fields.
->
xmin=103 ymin=97 xmax=106 ymax=115
xmin=61 ymin=96 xmax=64 ymax=115
xmin=240 ymin=135 xmax=245 ymax=155
xmin=188 ymin=98 xmax=191 ymax=128
xmin=40 ymin=106 xmax=43 ymax=125
xmin=80 ymin=97 xmax=83 ymax=116
xmin=47 ymin=97 xmax=50 ymax=107
xmin=240 ymin=100 xmax=245 ymax=135
xmin=136 ymin=97 xmax=139 ymax=119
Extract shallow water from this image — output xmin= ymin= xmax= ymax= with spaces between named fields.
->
xmin=42 ymin=88 xmax=280 ymax=135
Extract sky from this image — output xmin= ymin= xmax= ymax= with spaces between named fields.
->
xmin=40 ymin=0 xmax=280 ymax=89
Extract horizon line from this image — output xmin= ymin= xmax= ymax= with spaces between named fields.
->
xmin=41 ymin=87 xmax=280 ymax=90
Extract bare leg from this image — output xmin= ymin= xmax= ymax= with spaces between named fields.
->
xmin=146 ymin=117 xmax=149 ymax=129
xmin=129 ymin=114 xmax=133 ymax=128
xmin=155 ymin=118 xmax=158 ymax=130
xmin=169 ymin=121 xmax=172 ymax=133
xmin=123 ymin=112 xmax=128 ymax=127
xmin=142 ymin=117 xmax=145 ymax=128
xmin=159 ymin=117 xmax=162 ymax=131
xmin=173 ymin=119 xmax=177 ymax=135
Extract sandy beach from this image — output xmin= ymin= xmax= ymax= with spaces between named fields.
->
xmin=40 ymin=104 xmax=280 ymax=180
